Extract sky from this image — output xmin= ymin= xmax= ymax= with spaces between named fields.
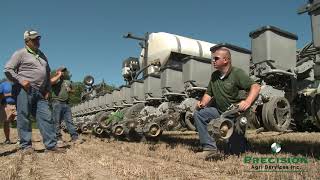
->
xmin=0 ymin=0 xmax=312 ymax=86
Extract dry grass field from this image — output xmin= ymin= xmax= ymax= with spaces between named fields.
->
xmin=0 ymin=129 xmax=319 ymax=180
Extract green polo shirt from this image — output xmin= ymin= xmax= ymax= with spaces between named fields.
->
xmin=51 ymin=80 xmax=72 ymax=102
xmin=206 ymin=66 xmax=255 ymax=112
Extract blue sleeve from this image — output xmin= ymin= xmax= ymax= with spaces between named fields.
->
xmin=0 ymin=83 xmax=3 ymax=94
xmin=2 ymin=82 xmax=12 ymax=94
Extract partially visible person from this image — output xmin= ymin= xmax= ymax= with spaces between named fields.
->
xmin=4 ymin=29 xmax=65 ymax=153
xmin=0 ymin=80 xmax=17 ymax=144
xmin=51 ymin=67 xmax=83 ymax=145
xmin=194 ymin=47 xmax=261 ymax=160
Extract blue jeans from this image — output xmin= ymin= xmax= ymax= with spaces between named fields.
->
xmin=16 ymin=87 xmax=57 ymax=149
xmin=52 ymin=101 xmax=78 ymax=140
xmin=193 ymin=107 xmax=220 ymax=150
xmin=194 ymin=106 xmax=249 ymax=154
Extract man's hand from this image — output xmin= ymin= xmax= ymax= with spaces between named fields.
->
xmin=56 ymin=70 xmax=63 ymax=77
xmin=237 ymin=100 xmax=251 ymax=111
xmin=238 ymin=83 xmax=260 ymax=111
xmin=196 ymin=94 xmax=212 ymax=110
xmin=51 ymin=70 xmax=64 ymax=85
xmin=43 ymin=91 xmax=50 ymax=100
xmin=196 ymin=101 xmax=204 ymax=109
xmin=3 ymin=92 xmax=12 ymax=97
xmin=21 ymin=80 xmax=30 ymax=91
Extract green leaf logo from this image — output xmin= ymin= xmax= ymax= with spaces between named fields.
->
xmin=271 ymin=142 xmax=281 ymax=154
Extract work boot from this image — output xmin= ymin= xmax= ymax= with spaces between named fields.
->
xmin=196 ymin=149 xmax=222 ymax=160
xmin=45 ymin=147 xmax=66 ymax=154
xmin=4 ymin=139 xmax=11 ymax=144
xmin=57 ymin=140 xmax=68 ymax=148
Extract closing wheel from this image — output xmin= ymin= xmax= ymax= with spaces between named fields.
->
xmin=144 ymin=123 xmax=162 ymax=137
xmin=207 ymin=117 xmax=234 ymax=140
xmin=113 ymin=125 xmax=125 ymax=136
xmin=263 ymin=97 xmax=292 ymax=132
xmin=93 ymin=126 xmax=104 ymax=135
xmin=81 ymin=125 xmax=88 ymax=132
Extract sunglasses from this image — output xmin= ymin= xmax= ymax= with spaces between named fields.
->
xmin=29 ymin=36 xmax=41 ymax=42
xmin=212 ymin=56 xmax=223 ymax=61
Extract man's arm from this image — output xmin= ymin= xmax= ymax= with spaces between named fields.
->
xmin=238 ymin=83 xmax=261 ymax=111
xmin=4 ymin=51 xmax=31 ymax=91
xmin=45 ymin=62 xmax=52 ymax=90
xmin=41 ymin=61 xmax=51 ymax=100
xmin=50 ymin=71 xmax=63 ymax=85
xmin=197 ymin=73 xmax=214 ymax=109
xmin=197 ymin=93 xmax=212 ymax=109
xmin=4 ymin=51 xmax=23 ymax=84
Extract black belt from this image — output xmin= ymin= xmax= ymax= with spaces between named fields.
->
xmin=52 ymin=100 xmax=69 ymax=104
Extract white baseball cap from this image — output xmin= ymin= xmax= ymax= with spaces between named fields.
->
xmin=24 ymin=30 xmax=41 ymax=40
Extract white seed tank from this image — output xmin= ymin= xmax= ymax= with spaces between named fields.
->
xmin=139 ymin=32 xmax=216 ymax=73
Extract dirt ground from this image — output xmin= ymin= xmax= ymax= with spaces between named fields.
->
xmin=0 ymin=129 xmax=319 ymax=180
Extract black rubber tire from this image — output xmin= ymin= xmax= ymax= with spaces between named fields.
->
xmin=245 ymin=108 xmax=261 ymax=129
xmin=184 ymin=111 xmax=196 ymax=131
xmin=262 ymin=102 xmax=272 ymax=131
xmin=266 ymin=97 xmax=292 ymax=132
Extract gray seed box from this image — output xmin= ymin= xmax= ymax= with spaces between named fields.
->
xmin=130 ymin=80 xmax=145 ymax=101
xmin=112 ymin=89 xmax=121 ymax=105
xmin=249 ymin=25 xmax=298 ymax=71
xmin=120 ymin=85 xmax=132 ymax=104
xmin=182 ymin=56 xmax=211 ymax=88
xmin=144 ymin=74 xmax=162 ymax=98
xmin=104 ymin=93 xmax=113 ymax=106
xmin=161 ymin=66 xmax=185 ymax=93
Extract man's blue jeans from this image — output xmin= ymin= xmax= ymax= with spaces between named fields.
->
xmin=194 ymin=106 xmax=249 ymax=154
xmin=16 ymin=87 xmax=57 ymax=149
xmin=193 ymin=107 xmax=220 ymax=150
xmin=52 ymin=101 xmax=78 ymax=140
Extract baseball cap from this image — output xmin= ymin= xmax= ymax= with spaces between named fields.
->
xmin=24 ymin=30 xmax=41 ymax=40
xmin=57 ymin=66 xmax=67 ymax=72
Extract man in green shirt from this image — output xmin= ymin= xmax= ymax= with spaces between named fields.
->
xmin=194 ymin=47 xmax=260 ymax=160
xmin=51 ymin=67 xmax=83 ymax=145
